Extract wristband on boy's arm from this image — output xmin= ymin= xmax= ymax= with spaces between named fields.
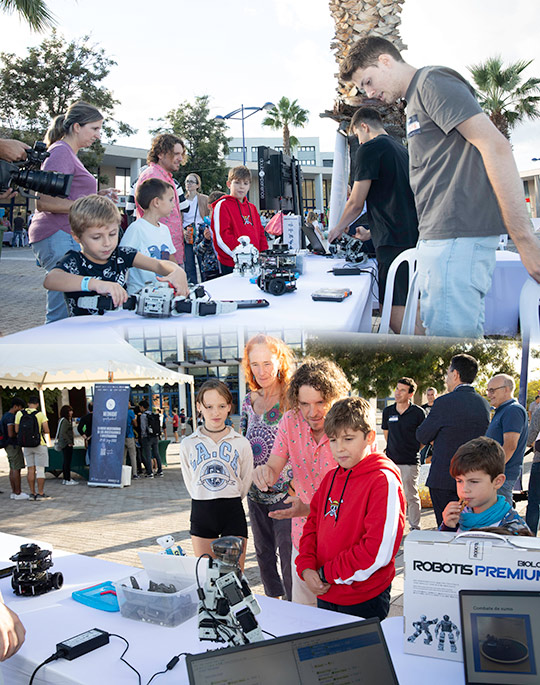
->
xmin=80 ymin=276 xmax=92 ymax=291
xmin=318 ymin=566 xmax=328 ymax=584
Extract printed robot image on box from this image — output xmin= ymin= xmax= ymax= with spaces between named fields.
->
xmin=404 ymin=531 xmax=540 ymax=662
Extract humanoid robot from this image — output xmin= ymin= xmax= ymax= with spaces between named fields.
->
xmin=407 ymin=614 xmax=438 ymax=645
xmin=435 ymin=615 xmax=460 ymax=652
xmin=233 ymin=235 xmax=260 ymax=277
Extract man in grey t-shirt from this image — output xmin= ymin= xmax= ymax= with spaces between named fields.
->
xmin=339 ymin=36 xmax=540 ymax=338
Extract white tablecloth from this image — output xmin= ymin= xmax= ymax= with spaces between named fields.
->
xmin=2 ymin=256 xmax=377 ymax=343
xmin=0 ymin=533 xmax=464 ymax=684
xmin=484 ymin=250 xmax=528 ymax=335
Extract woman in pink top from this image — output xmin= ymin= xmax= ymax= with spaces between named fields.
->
xmin=30 ymin=101 xmax=116 ymax=323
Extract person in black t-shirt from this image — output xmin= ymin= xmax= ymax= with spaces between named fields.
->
xmin=44 ymin=194 xmax=189 ymax=317
xmin=382 ymin=377 xmax=426 ymax=530
xmin=328 ymin=107 xmax=419 ymax=333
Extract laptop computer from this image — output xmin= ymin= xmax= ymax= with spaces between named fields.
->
xmin=186 ymin=617 xmax=399 ymax=684
xmin=459 ymin=590 xmax=540 ymax=685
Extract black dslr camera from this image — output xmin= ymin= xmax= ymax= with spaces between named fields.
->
xmin=0 ymin=141 xmax=73 ymax=197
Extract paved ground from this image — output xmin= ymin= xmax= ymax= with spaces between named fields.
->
xmin=0 ymin=246 xmax=46 ymax=335
xmin=0 ymin=439 xmax=531 ymax=619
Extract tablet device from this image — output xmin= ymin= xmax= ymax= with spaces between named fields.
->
xmin=459 ymin=590 xmax=540 ymax=684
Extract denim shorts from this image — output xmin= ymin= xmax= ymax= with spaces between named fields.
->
xmin=417 ymin=236 xmax=499 ymax=337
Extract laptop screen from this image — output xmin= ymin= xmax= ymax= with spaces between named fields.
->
xmin=459 ymin=590 xmax=540 ymax=685
xmin=186 ymin=618 xmax=399 ymax=685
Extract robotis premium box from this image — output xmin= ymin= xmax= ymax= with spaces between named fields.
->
xmin=403 ymin=530 xmax=540 ymax=662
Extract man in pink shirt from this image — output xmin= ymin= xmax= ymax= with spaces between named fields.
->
xmin=253 ymin=358 xmax=351 ymax=605
xmin=135 ymin=134 xmax=186 ymax=266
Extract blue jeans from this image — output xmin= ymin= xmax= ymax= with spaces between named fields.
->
xmin=499 ymin=472 xmax=519 ymax=506
xmin=184 ymin=243 xmax=198 ymax=284
xmin=31 ymin=230 xmax=81 ymax=324
xmin=417 ymin=236 xmax=498 ymax=337
xmin=526 ymin=462 xmax=540 ymax=534
xmin=140 ymin=436 xmax=161 ymax=475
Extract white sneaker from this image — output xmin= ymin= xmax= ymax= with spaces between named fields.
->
xmin=62 ymin=479 xmax=79 ymax=485
xmin=10 ymin=492 xmax=30 ymax=500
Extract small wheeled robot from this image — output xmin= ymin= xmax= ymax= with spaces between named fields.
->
xmin=233 ymin=236 xmax=260 ymax=277
xmin=256 ymin=244 xmax=298 ymax=296
xmin=10 ymin=543 xmax=63 ymax=596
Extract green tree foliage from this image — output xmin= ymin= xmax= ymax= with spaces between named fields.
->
xmin=468 ymin=56 xmax=540 ymax=139
xmin=0 ymin=0 xmax=55 ymax=31
xmin=0 ymin=30 xmax=135 ymax=174
xmin=305 ymin=337 xmax=516 ymax=399
xmin=152 ymin=95 xmax=230 ymax=194
xmin=262 ymin=97 xmax=309 ymax=156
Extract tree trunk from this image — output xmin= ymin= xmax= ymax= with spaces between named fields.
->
xmin=283 ymin=123 xmax=291 ymax=157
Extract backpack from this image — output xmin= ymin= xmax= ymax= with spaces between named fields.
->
xmin=17 ymin=409 xmax=41 ymax=448
xmin=147 ymin=412 xmax=161 ymax=437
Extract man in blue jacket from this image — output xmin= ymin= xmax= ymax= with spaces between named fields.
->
xmin=485 ymin=374 xmax=528 ymax=504
xmin=416 ymin=354 xmax=490 ymax=525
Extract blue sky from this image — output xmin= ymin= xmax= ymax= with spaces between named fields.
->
xmin=2 ymin=0 xmax=540 ymax=169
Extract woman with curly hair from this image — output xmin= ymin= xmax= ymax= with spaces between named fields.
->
xmin=241 ymin=334 xmax=295 ymax=600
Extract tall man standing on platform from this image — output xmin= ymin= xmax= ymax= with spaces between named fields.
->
xmin=328 ymin=107 xmax=418 ymax=334
xmin=416 ymin=354 xmax=490 ymax=526
xmin=485 ymin=374 xmax=528 ymax=505
xmin=339 ymin=37 xmax=540 ymax=338
xmin=382 ymin=377 xmax=425 ymax=530
xmin=135 ymin=133 xmax=187 ymax=267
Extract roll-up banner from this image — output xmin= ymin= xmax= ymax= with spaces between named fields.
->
xmin=89 ymin=383 xmax=130 ymax=488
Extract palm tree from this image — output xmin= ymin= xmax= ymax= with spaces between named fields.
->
xmin=1 ymin=0 xmax=55 ymax=31
xmin=262 ymin=97 xmax=309 ymax=156
xmin=468 ymin=56 xmax=540 ymax=139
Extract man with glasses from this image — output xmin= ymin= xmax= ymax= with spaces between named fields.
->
xmin=485 ymin=374 xmax=528 ymax=505
xmin=416 ymin=354 xmax=490 ymax=525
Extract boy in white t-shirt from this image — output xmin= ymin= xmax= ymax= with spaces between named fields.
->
xmin=120 ymin=178 xmax=178 ymax=295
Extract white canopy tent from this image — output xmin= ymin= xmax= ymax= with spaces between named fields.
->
xmin=0 ymin=340 xmax=195 ymax=428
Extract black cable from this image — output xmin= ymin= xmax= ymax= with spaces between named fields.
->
xmin=262 ymin=629 xmax=277 ymax=639
xmin=29 ymin=651 xmax=61 ymax=684
xmin=146 ymin=652 xmax=190 ymax=684
xmin=108 ymin=633 xmax=141 ymax=685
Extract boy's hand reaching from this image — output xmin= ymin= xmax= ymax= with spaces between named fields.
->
xmin=91 ymin=279 xmax=129 ymax=308
xmin=302 ymin=569 xmax=330 ymax=596
xmin=157 ymin=267 xmax=189 ymax=297
xmin=442 ymin=500 xmax=464 ymax=529
xmin=269 ymin=495 xmax=310 ymax=520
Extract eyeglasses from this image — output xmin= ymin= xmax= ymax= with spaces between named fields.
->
xmin=185 ymin=179 xmax=198 ymax=185
xmin=486 ymin=385 xmax=506 ymax=394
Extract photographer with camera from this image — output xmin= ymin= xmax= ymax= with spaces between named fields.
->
xmin=29 ymin=101 xmax=118 ymax=324
xmin=0 ymin=138 xmax=27 ymax=201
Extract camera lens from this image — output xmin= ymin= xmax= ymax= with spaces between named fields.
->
xmin=12 ymin=169 xmax=73 ymax=197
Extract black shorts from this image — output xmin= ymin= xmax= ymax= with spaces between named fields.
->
xmin=376 ymin=245 xmax=411 ymax=307
xmin=190 ymin=497 xmax=248 ymax=539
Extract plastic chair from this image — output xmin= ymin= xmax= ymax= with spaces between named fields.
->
xmin=519 ymin=277 xmax=540 ymax=343
xmin=378 ymin=248 xmax=419 ymax=334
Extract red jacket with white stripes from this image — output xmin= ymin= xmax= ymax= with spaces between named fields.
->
xmin=296 ymin=452 xmax=405 ymax=605
xmin=211 ymin=194 xmax=268 ymax=267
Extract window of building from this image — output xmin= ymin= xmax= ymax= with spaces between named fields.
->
xmin=299 ymin=159 xmax=315 ymax=166
xmin=302 ymin=178 xmax=316 ymax=210
xmin=185 ymin=329 xmax=239 ymax=364
xmin=126 ymin=328 xmax=179 ymax=365
xmin=323 ymin=179 xmax=332 ymax=209
xmin=299 ymin=146 xmax=315 ymax=152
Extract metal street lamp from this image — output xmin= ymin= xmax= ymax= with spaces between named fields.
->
xmin=215 ymin=102 xmax=275 ymax=165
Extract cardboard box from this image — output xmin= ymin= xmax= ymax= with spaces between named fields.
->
xmin=404 ymin=530 xmax=540 ymax=662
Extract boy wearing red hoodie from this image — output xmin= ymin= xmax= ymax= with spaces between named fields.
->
xmin=296 ymin=396 xmax=405 ymax=620
xmin=211 ymin=165 xmax=268 ymax=274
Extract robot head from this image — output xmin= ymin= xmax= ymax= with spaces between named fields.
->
xmin=238 ymin=235 xmax=251 ymax=247
xmin=420 ymin=615 xmax=427 ymax=621
xmin=443 ymin=615 xmax=449 ymax=621
xmin=211 ymin=536 xmax=243 ymax=566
